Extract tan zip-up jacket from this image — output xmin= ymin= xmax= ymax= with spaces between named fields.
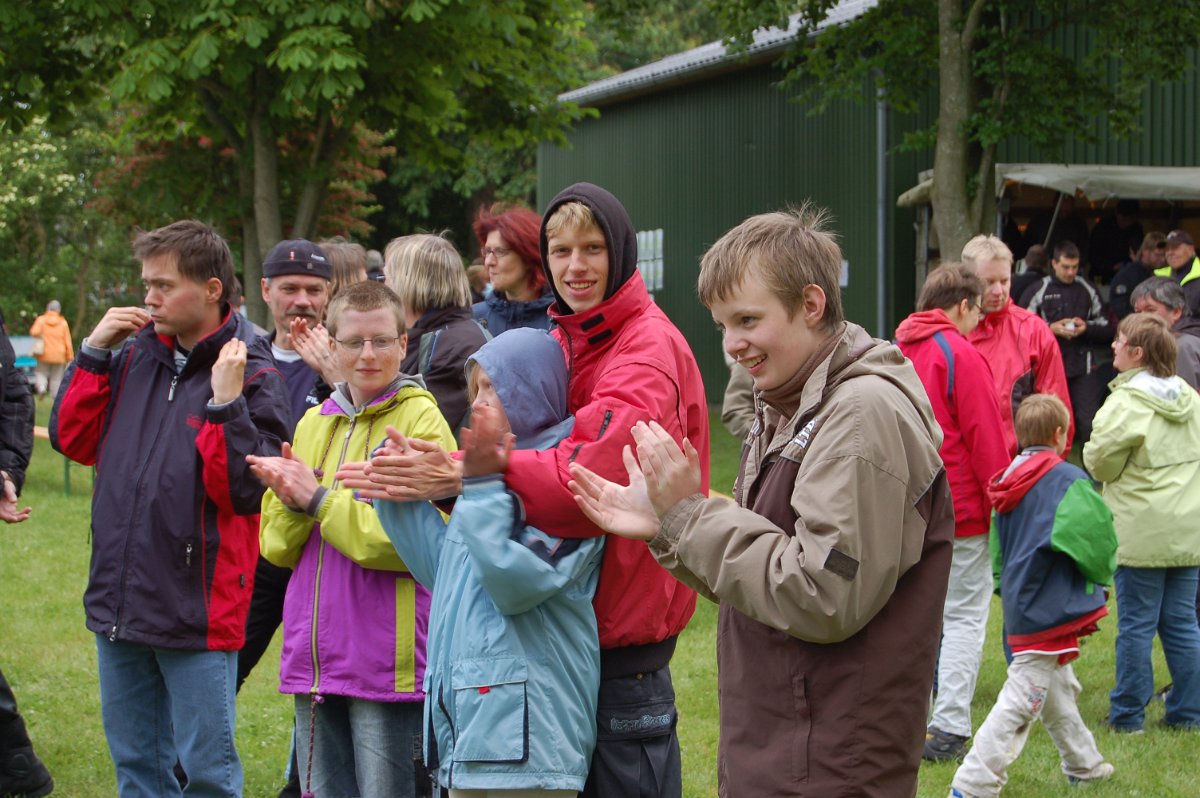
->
xmin=653 ymin=322 xmax=954 ymax=797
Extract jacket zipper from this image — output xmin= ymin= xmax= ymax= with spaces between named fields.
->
xmin=168 ymin=375 xmax=178 ymax=401
xmin=309 ymin=415 xmax=356 ymax=692
xmin=596 ymin=409 xmax=613 ymax=439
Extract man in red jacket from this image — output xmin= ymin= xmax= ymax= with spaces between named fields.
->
xmin=962 ymin=235 xmax=1073 ymax=456
xmin=344 ymin=184 xmax=709 ymax=798
xmin=896 ymin=264 xmax=1012 ymax=761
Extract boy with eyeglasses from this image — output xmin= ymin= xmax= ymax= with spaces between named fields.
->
xmin=251 ymin=280 xmax=454 ymax=798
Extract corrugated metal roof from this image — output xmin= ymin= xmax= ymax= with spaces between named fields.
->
xmin=560 ymin=0 xmax=877 ymax=107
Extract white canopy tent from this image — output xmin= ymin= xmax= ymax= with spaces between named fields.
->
xmin=996 ymin=163 xmax=1200 ymax=201
xmin=898 ymin=163 xmax=1200 ymax=207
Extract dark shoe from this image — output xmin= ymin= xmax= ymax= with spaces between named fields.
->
xmin=1158 ymin=718 xmax=1200 ymax=732
xmin=1151 ymin=683 xmax=1173 ymax=704
xmin=922 ymin=726 xmax=969 ymax=762
xmin=1100 ymin=718 xmax=1144 ymax=735
xmin=0 ymin=747 xmax=53 ymax=798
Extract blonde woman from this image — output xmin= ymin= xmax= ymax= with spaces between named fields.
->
xmin=386 ymin=233 xmax=488 ymax=433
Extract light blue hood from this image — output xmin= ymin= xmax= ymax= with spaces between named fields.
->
xmin=464 ymin=327 xmax=572 ymax=448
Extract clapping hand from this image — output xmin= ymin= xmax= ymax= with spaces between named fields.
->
xmin=290 ymin=318 xmax=341 ymax=384
xmin=568 ymin=421 xmax=700 ymax=540
xmin=247 ymin=443 xmax=320 ymax=510
xmin=460 ymin=404 xmax=514 ymax=478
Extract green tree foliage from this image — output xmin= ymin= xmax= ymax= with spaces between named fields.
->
xmin=3 ymin=0 xmax=593 ymax=324
xmin=0 ymin=113 xmax=141 ymax=337
xmin=365 ymin=0 xmax=724 ymax=257
xmin=0 ymin=1 xmax=120 ymax=133
xmin=712 ymin=0 xmax=1200 ymax=259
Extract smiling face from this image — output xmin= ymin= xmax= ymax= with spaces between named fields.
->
xmin=1111 ymin=332 xmax=1143 ymax=373
xmin=709 ymin=271 xmax=828 ymax=392
xmin=1166 ymin=241 xmax=1196 ymax=271
xmin=330 ymin=308 xmax=407 ymax=406
xmin=546 ymin=223 xmax=610 ymax=314
xmin=142 ymin=253 xmax=222 ymax=350
xmin=975 ymin=257 xmax=1012 ymax=314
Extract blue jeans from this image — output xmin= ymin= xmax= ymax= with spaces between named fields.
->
xmin=294 ymin=694 xmax=423 ymax=798
xmin=1109 ymin=566 xmax=1200 ymax=730
xmin=95 ymin=636 xmax=241 ymax=797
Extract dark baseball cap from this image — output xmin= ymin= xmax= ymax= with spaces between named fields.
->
xmin=1166 ymin=229 xmax=1194 ymax=247
xmin=262 ymin=239 xmax=332 ymax=279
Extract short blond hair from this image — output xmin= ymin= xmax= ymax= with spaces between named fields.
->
xmin=1015 ymin=394 xmax=1070 ymax=450
xmin=543 ymin=201 xmax=600 ymax=241
xmin=961 ymin=235 xmax=1013 ymax=272
xmin=1119 ymin=313 xmax=1177 ymax=378
xmin=384 ymin=233 xmax=471 ymax=314
xmin=697 ymin=203 xmax=844 ymax=329
xmin=325 ymin=280 xmax=407 ymax=339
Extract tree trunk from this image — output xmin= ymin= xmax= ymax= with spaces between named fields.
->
xmin=931 ymin=0 xmax=976 ymax=263
xmin=73 ymin=226 xmax=96 ymax=337
xmin=238 ymin=153 xmax=268 ymax=328
xmin=250 ymin=67 xmax=283 ymax=265
xmin=293 ymin=119 xmax=352 ymax=239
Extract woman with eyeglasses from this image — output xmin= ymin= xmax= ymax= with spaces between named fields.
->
xmin=472 ymin=204 xmax=555 ymax=336
xmin=386 ymin=233 xmax=489 ymax=435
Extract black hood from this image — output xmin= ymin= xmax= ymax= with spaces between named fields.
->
xmin=539 ymin=182 xmax=639 ymax=314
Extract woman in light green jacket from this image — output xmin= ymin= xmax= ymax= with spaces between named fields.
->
xmin=1083 ymin=312 xmax=1200 ymax=733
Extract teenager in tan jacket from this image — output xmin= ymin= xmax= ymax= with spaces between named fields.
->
xmin=570 ymin=206 xmax=955 ymax=797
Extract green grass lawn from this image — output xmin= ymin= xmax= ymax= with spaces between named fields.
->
xmin=2 ymin=406 xmax=1192 ymax=796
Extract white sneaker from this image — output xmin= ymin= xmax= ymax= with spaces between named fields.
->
xmin=1067 ymin=761 xmax=1114 ymax=786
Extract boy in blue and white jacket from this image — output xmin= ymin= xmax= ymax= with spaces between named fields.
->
xmin=950 ymin=394 xmax=1117 ymax=798
xmin=376 ymin=327 xmax=603 ymax=795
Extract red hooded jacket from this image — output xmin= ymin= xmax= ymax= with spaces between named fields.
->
xmin=968 ymin=298 xmax=1074 ymax=455
xmin=896 ymin=309 xmax=1010 ymax=537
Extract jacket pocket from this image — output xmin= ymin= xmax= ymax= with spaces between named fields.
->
xmin=790 ymin=670 xmax=811 ymax=784
xmin=450 ymin=656 xmax=529 ymax=764
xmin=178 ymin=538 xmax=203 ymax=629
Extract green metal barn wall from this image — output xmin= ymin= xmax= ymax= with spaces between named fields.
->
xmin=538 ymin=63 xmax=923 ymax=404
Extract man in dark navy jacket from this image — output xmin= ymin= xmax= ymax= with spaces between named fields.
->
xmin=50 ymin=220 xmax=291 ymax=798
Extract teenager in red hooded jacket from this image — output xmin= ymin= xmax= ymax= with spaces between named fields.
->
xmin=896 ymin=264 xmax=1012 ymax=761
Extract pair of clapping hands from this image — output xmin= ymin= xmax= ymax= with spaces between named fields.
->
xmin=245 ymin=403 xmax=513 ymax=507
xmin=287 ymin=316 xmax=343 ymax=386
xmin=246 ymin=408 xmax=702 ymax=543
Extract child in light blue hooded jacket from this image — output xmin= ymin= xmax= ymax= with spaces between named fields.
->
xmin=376 ymin=327 xmax=603 ymax=796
